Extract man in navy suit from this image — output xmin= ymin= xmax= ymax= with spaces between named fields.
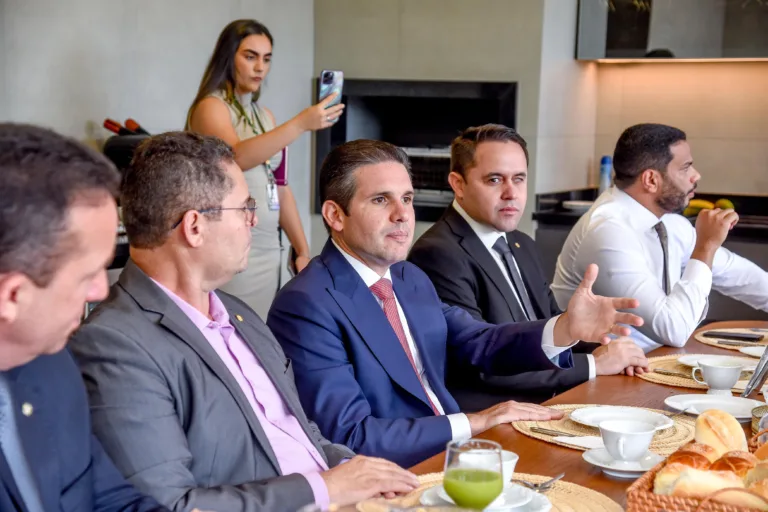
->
xmin=0 ymin=124 xmax=166 ymax=511
xmin=267 ymin=139 xmax=644 ymax=467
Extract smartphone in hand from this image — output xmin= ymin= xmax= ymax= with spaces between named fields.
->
xmin=319 ymin=70 xmax=344 ymax=107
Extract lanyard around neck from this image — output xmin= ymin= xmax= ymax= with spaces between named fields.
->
xmin=230 ymin=95 xmax=267 ymax=135
xmin=229 ymin=95 xmax=276 ymax=176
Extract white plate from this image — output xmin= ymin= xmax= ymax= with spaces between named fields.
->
xmin=582 ymin=448 xmax=664 ymax=479
xmin=677 ymin=354 xmax=757 ymax=371
xmin=741 ymin=346 xmax=767 ymax=358
xmin=421 ymin=484 xmax=551 ymax=511
xmin=562 ymin=200 xmax=593 ymax=213
xmin=664 ymin=394 xmax=764 ymax=421
xmin=569 ymin=406 xmax=674 ymax=431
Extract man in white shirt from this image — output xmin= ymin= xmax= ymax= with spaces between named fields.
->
xmin=408 ymin=124 xmax=648 ymax=410
xmin=552 ymin=123 xmax=768 ymax=352
xmin=267 ymin=139 xmax=644 ymax=466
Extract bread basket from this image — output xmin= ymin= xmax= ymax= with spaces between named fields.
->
xmin=626 ymin=429 xmax=768 ymax=511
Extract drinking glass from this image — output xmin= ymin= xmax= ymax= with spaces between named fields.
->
xmin=443 ymin=439 xmax=503 ymax=510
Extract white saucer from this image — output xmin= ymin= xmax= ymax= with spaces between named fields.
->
xmin=740 ymin=346 xmax=767 ymax=359
xmin=437 ymin=483 xmax=531 ymax=509
xmin=664 ymin=394 xmax=764 ymax=422
xmin=582 ymin=448 xmax=664 ymax=479
xmin=677 ymin=354 xmax=757 ymax=371
xmin=569 ymin=406 xmax=673 ymax=431
xmin=421 ymin=484 xmax=552 ymax=511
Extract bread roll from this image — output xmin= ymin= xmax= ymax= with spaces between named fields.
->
xmin=750 ymin=479 xmax=768 ymax=499
xmin=654 ymin=462 xmax=689 ymax=495
xmin=669 ymin=467 xmax=744 ymax=498
xmin=746 ymin=460 xmax=768 ymax=486
xmin=755 ymin=441 xmax=768 ymax=461
xmin=710 ymin=451 xmax=759 ymax=478
xmin=712 ymin=487 xmax=768 ymax=510
xmin=686 ymin=442 xmax=720 ymax=463
xmin=695 ymin=409 xmax=748 ymax=457
xmin=667 ymin=443 xmax=717 ymax=469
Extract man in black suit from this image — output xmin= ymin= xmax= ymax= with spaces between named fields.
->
xmin=0 ymin=124 xmax=166 ymax=511
xmin=408 ymin=124 xmax=648 ymax=410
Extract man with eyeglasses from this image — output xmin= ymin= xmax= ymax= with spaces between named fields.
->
xmin=69 ymin=132 xmax=419 ymax=512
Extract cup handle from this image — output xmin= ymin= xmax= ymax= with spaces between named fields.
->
xmin=692 ymin=367 xmax=706 ymax=385
xmin=618 ymin=437 xmax=626 ymax=460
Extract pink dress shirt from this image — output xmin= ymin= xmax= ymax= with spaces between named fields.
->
xmin=153 ymin=281 xmax=330 ymax=507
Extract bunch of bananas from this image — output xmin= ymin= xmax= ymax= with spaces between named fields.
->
xmin=683 ymin=198 xmax=735 ymax=217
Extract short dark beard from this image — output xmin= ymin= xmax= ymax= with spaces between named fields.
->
xmin=656 ymin=180 xmax=689 ymax=214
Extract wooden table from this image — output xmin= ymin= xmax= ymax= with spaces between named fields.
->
xmin=409 ymin=320 xmax=768 ymax=508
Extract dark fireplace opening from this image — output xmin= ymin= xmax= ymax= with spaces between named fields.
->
xmin=314 ymin=79 xmax=517 ymax=220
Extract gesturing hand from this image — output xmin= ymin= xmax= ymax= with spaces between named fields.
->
xmin=561 ymin=264 xmax=644 ymax=345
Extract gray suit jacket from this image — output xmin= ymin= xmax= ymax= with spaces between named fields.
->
xmin=69 ymin=261 xmax=354 ymax=512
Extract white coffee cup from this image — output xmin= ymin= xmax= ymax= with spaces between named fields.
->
xmin=599 ymin=420 xmax=656 ymax=462
xmin=501 ymin=450 xmax=519 ymax=485
xmin=692 ymin=357 xmax=743 ymax=395
xmin=457 ymin=449 xmax=518 ymax=483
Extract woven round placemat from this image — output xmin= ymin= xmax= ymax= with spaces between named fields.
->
xmin=637 ymin=353 xmax=753 ymax=392
xmin=512 ymin=403 xmax=695 ymax=456
xmin=356 ymin=471 xmax=622 ymax=512
xmin=694 ymin=328 xmax=768 ymax=351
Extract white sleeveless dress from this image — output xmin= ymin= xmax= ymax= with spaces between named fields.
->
xmin=209 ymin=90 xmax=284 ymax=319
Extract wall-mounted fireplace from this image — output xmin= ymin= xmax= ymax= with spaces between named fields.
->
xmin=314 ymin=79 xmax=517 ymax=221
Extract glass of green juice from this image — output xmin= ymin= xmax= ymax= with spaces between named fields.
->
xmin=443 ymin=439 xmax=503 ymax=510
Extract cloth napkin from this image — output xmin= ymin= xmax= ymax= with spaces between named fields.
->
xmin=552 ymin=435 xmax=604 ymax=450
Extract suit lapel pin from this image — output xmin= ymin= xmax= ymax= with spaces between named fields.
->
xmin=21 ymin=403 xmax=33 ymax=417
xmin=235 ymin=314 xmax=244 ymax=322
xmin=514 ymin=242 xmax=521 ymax=248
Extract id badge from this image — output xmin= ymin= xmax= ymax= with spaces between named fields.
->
xmin=267 ymin=183 xmax=280 ymax=211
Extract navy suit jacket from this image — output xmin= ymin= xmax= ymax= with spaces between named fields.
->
xmin=267 ymin=240 xmax=572 ymax=467
xmin=0 ymin=350 xmax=165 ymax=512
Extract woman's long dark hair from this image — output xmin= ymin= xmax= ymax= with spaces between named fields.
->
xmin=186 ymin=19 xmax=274 ymax=128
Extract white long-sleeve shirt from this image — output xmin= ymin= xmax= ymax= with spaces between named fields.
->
xmin=551 ymin=187 xmax=768 ymax=352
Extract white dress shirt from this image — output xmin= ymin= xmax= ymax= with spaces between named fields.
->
xmin=552 ymin=187 xmax=768 ymax=352
xmin=333 ymin=240 xmax=576 ymax=441
xmin=453 ymin=201 xmax=596 ymax=379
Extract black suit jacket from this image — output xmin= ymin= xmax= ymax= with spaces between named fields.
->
xmin=408 ymin=205 xmax=598 ymax=410
xmin=0 ymin=350 xmax=165 ymax=512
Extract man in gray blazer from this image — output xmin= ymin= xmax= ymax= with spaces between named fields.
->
xmin=69 ymin=132 xmax=419 ymax=512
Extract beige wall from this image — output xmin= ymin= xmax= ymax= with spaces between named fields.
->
xmin=595 ymin=62 xmax=768 ymax=194
xmin=312 ymin=0 xmax=546 ymax=252
xmin=535 ymin=0 xmax=598 ymax=194
xmin=1 ymin=0 xmax=316 ymax=281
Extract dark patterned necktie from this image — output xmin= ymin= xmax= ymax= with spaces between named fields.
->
xmin=492 ymin=236 xmax=537 ymax=320
xmin=654 ymin=222 xmax=671 ymax=295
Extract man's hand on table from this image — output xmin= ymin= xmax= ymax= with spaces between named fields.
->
xmin=593 ymin=338 xmax=649 ymax=376
xmin=321 ymin=455 xmax=419 ymax=507
xmin=466 ymin=401 xmax=565 ymax=436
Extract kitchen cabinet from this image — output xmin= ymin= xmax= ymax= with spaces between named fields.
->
xmin=577 ymin=0 xmax=768 ymax=60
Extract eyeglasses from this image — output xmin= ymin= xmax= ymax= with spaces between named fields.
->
xmin=171 ymin=197 xmax=258 ymax=229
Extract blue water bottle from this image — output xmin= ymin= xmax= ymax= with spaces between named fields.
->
xmin=599 ymin=155 xmax=612 ymax=195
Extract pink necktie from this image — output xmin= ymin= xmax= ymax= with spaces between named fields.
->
xmin=369 ymin=278 xmax=440 ymax=415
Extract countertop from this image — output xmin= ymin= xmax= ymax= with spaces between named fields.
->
xmin=534 ymin=188 xmax=768 ymax=242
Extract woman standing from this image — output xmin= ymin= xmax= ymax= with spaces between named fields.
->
xmin=187 ymin=19 xmax=343 ymax=318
